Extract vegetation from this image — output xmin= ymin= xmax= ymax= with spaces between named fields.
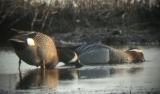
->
xmin=0 ymin=0 xmax=160 ymax=45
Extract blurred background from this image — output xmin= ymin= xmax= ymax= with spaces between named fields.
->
xmin=0 ymin=0 xmax=160 ymax=46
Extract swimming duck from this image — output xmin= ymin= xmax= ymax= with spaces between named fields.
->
xmin=9 ymin=31 xmax=59 ymax=69
xmin=76 ymin=44 xmax=145 ymax=65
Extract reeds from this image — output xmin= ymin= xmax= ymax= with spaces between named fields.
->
xmin=0 ymin=0 xmax=160 ymax=43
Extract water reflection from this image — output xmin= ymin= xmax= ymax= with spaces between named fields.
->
xmin=127 ymin=67 xmax=143 ymax=74
xmin=78 ymin=66 xmax=143 ymax=79
xmin=16 ymin=66 xmax=143 ymax=90
xmin=16 ymin=68 xmax=79 ymax=90
xmin=16 ymin=69 xmax=59 ymax=89
xmin=0 ymin=46 xmax=160 ymax=93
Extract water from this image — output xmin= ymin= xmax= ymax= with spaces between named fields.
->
xmin=0 ymin=46 xmax=160 ymax=94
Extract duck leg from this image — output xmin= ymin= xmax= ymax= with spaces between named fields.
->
xmin=40 ymin=60 xmax=46 ymax=78
xmin=18 ymin=59 xmax=22 ymax=71
xmin=18 ymin=59 xmax=22 ymax=81
xmin=41 ymin=60 xmax=46 ymax=69
xmin=19 ymin=68 xmax=22 ymax=81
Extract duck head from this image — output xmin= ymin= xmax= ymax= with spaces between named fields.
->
xmin=57 ymin=47 xmax=82 ymax=68
xmin=125 ymin=48 xmax=145 ymax=62
xmin=9 ymin=32 xmax=37 ymax=49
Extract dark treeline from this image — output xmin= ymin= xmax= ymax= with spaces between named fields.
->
xmin=0 ymin=0 xmax=160 ymax=45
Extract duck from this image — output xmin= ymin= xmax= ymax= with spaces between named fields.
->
xmin=9 ymin=30 xmax=59 ymax=69
xmin=75 ymin=44 xmax=145 ymax=65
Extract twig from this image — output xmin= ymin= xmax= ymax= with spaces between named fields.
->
xmin=31 ymin=8 xmax=39 ymax=30
xmin=41 ymin=0 xmax=53 ymax=30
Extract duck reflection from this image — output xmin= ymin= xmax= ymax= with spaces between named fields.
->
xmin=16 ymin=69 xmax=59 ymax=89
xmin=59 ymin=68 xmax=79 ymax=80
xmin=16 ymin=68 xmax=79 ymax=90
xmin=78 ymin=66 xmax=143 ymax=79
xmin=16 ymin=66 xmax=143 ymax=89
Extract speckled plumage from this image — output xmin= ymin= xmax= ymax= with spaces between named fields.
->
xmin=10 ymin=31 xmax=58 ymax=69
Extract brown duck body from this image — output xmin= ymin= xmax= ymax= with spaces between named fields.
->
xmin=10 ymin=31 xmax=58 ymax=69
xmin=32 ymin=32 xmax=58 ymax=68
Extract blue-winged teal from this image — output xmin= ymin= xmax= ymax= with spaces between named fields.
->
xmin=9 ymin=31 xmax=58 ymax=69
xmin=76 ymin=44 xmax=145 ymax=65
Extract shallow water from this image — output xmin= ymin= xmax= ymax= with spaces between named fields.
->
xmin=0 ymin=46 xmax=160 ymax=94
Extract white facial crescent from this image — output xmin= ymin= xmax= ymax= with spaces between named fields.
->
xmin=69 ymin=52 xmax=78 ymax=63
xmin=27 ymin=38 xmax=35 ymax=46
xmin=129 ymin=49 xmax=143 ymax=53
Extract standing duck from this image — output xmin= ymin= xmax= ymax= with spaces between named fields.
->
xmin=9 ymin=30 xmax=59 ymax=69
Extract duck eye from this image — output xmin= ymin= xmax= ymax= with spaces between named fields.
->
xmin=27 ymin=38 xmax=35 ymax=46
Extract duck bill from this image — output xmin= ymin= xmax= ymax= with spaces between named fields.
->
xmin=9 ymin=38 xmax=25 ymax=44
xmin=9 ymin=38 xmax=26 ymax=50
xmin=141 ymin=58 xmax=145 ymax=62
